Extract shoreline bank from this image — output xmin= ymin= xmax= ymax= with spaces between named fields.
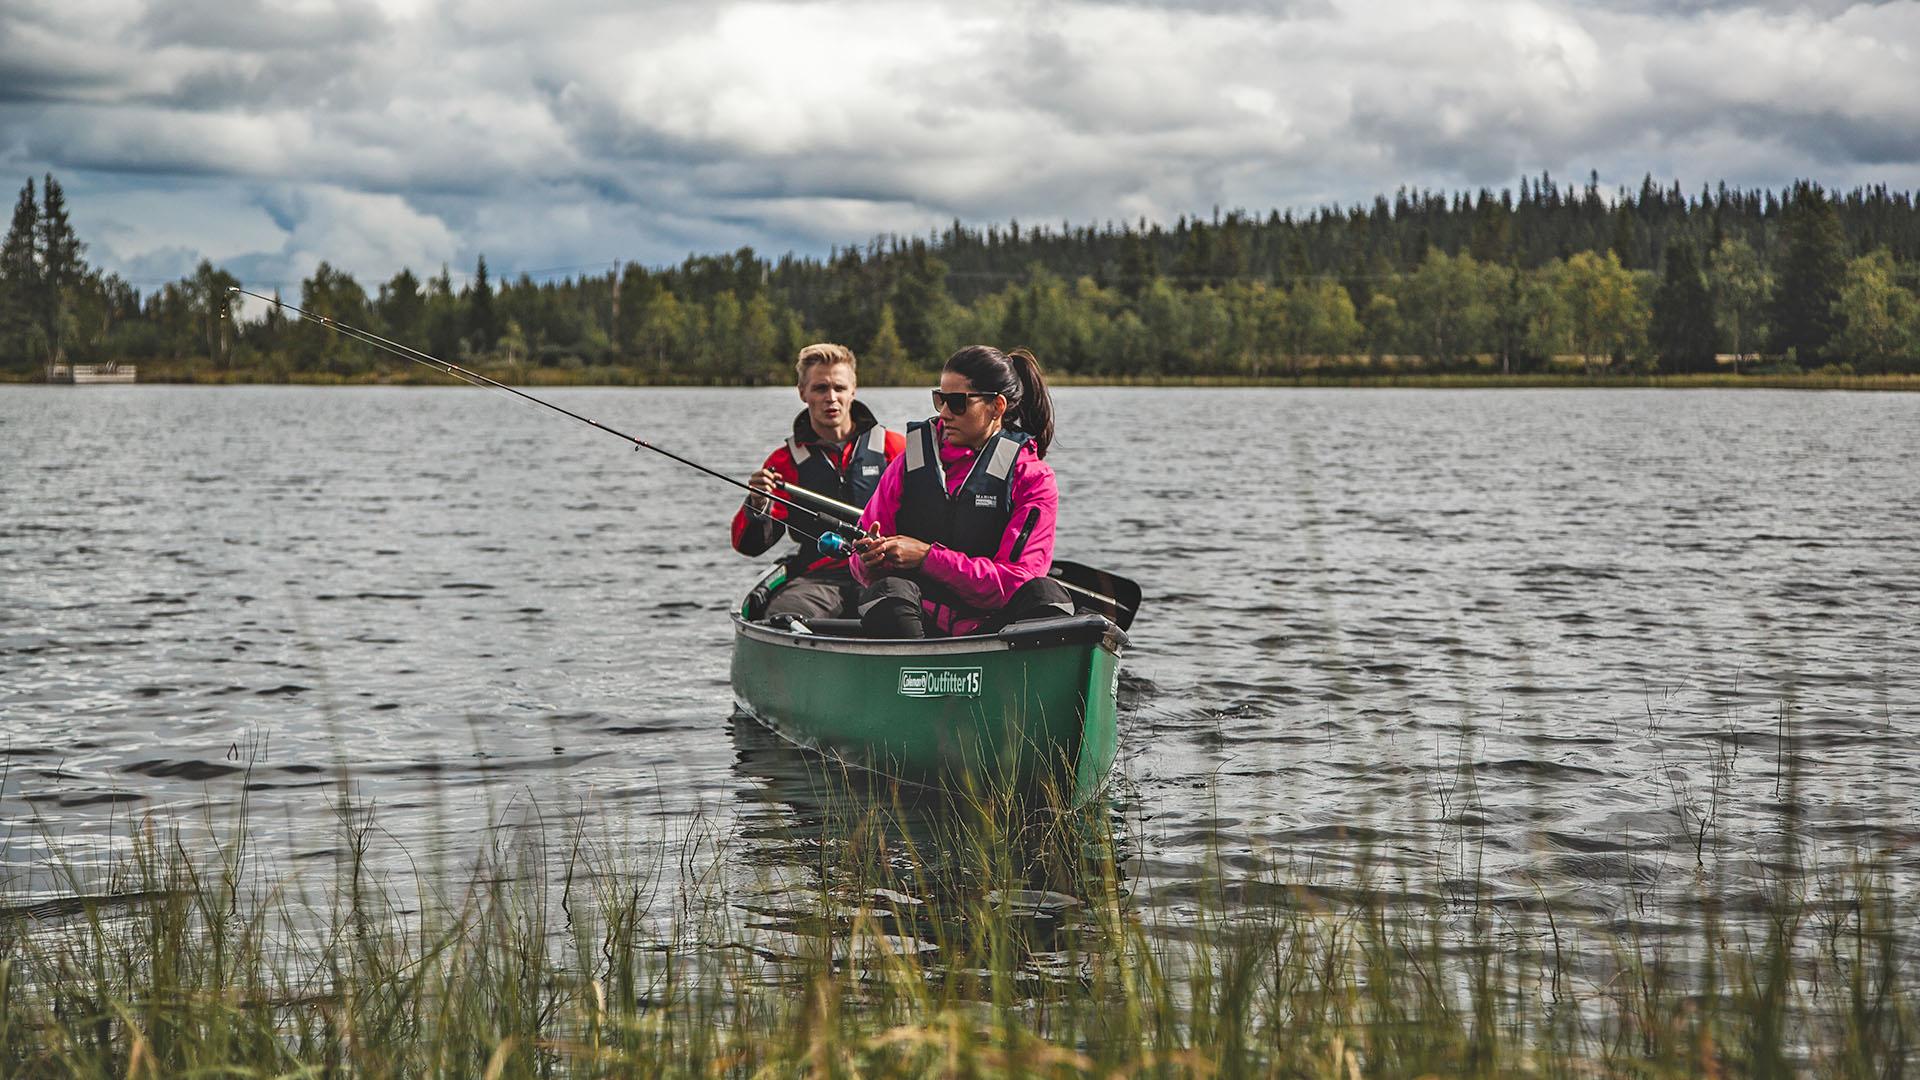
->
xmin=7 ymin=369 xmax=1920 ymax=391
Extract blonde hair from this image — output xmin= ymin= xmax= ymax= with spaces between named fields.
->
xmin=795 ymin=343 xmax=858 ymax=384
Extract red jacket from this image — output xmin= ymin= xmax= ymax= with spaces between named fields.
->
xmin=731 ymin=400 xmax=906 ymax=573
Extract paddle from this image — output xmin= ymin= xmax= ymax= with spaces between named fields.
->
xmin=776 ymin=482 xmax=1142 ymax=630
xmin=1049 ymin=560 xmax=1140 ymax=631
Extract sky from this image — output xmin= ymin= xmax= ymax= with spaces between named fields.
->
xmin=3 ymin=0 xmax=1917 ymax=294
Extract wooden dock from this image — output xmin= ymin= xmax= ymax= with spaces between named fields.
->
xmin=46 ymin=363 xmax=138 ymax=384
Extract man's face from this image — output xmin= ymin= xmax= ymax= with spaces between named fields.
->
xmin=799 ymin=362 xmax=857 ymax=435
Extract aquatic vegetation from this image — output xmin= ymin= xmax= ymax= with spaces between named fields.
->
xmin=2 ymin=762 xmax=1914 ymax=1078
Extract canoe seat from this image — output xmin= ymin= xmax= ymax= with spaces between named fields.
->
xmin=997 ymin=613 xmax=1128 ymax=651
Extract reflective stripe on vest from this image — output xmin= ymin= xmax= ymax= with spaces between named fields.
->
xmin=981 ymin=434 xmax=1021 ymax=482
xmin=904 ymin=423 xmax=927 ymax=473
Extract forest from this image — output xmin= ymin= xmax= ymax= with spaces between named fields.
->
xmin=3 ymin=172 xmax=1918 ymax=383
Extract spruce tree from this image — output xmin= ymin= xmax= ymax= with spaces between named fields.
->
xmin=1116 ymin=228 xmax=1154 ymax=300
xmin=466 ymin=254 xmax=495 ymax=351
xmin=378 ymin=267 xmax=425 ymax=345
xmin=0 ymin=178 xmax=37 ymax=365
xmin=1175 ymin=224 xmax=1212 ymax=288
xmin=36 ymin=174 xmax=85 ymax=363
xmin=1468 ymin=191 xmax=1509 ymax=263
xmin=0 ymin=178 xmax=35 ymax=285
xmin=1769 ymin=182 xmax=1849 ymax=362
xmin=889 ymin=246 xmax=947 ymax=361
xmin=1650 ymin=242 xmax=1717 ymax=372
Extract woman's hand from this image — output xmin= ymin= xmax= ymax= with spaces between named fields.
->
xmin=854 ymin=534 xmax=930 ymax=572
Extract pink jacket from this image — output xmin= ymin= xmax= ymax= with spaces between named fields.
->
xmin=852 ymin=423 xmax=1057 ymax=636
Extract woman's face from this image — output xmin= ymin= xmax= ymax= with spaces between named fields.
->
xmin=936 ymin=370 xmax=1006 ymax=450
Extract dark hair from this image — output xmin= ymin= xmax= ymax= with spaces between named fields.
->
xmin=944 ymin=345 xmax=1054 ymax=458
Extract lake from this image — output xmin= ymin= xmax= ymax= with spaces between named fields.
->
xmin=2 ymin=384 xmax=1917 ymax=946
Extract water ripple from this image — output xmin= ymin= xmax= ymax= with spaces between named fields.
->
xmin=1 ymin=385 xmax=1916 ymax=942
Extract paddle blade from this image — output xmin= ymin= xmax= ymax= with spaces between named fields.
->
xmin=1049 ymin=559 xmax=1141 ymax=631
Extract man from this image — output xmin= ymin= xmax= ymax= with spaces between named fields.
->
xmin=733 ymin=343 xmax=906 ymax=621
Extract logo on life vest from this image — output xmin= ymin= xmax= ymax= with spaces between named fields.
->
xmin=898 ymin=667 xmax=982 ymax=698
xmin=974 ymin=494 xmax=998 ymax=508
xmin=862 ymin=465 xmax=880 ymax=476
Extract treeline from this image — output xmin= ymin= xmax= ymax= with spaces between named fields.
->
xmin=4 ymin=172 xmax=1919 ymax=383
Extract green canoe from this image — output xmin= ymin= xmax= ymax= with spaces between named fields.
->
xmin=729 ymin=570 xmax=1128 ymax=806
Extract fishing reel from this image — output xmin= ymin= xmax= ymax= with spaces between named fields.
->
xmin=814 ymin=529 xmax=872 ymax=559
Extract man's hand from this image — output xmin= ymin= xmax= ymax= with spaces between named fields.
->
xmin=854 ymin=534 xmax=931 ymax=572
xmin=746 ymin=467 xmax=782 ymax=514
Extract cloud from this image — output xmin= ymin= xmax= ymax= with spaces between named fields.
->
xmin=260 ymin=185 xmax=460 ymax=284
xmin=68 ymin=176 xmax=458 ymax=294
xmin=2 ymin=0 xmax=1916 ymax=287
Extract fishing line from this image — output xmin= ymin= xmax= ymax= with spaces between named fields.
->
xmin=224 ymin=286 xmax=871 ymax=555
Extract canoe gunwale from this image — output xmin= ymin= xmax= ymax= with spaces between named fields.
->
xmin=733 ymin=617 xmax=1018 ymax=656
xmin=731 ymin=612 xmax=1127 ymax=658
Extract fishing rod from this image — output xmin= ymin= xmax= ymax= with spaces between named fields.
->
xmin=225 ymin=286 xmax=871 ymax=557
xmin=772 ymin=480 xmax=1132 ymax=617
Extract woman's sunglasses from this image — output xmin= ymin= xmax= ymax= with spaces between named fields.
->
xmin=931 ymin=389 xmax=1001 ymax=414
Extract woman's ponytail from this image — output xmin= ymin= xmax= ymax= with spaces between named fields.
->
xmin=1004 ymin=348 xmax=1053 ymax=458
xmin=943 ymin=344 xmax=1055 ymax=458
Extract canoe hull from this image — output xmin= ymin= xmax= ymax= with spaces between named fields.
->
xmin=729 ymin=615 xmax=1123 ymax=805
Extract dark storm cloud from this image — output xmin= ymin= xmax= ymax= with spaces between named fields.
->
xmin=2 ymin=0 xmax=1915 ymax=289
xmin=135 ymin=0 xmax=387 ymax=52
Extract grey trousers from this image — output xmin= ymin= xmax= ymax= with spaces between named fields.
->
xmin=857 ymin=575 xmax=1075 ymax=638
xmin=765 ymin=564 xmax=862 ymax=621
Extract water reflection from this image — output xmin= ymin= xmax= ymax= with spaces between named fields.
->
xmin=726 ymin=711 xmax=1131 ymax=980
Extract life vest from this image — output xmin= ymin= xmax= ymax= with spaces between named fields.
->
xmin=785 ymin=422 xmax=890 ymax=570
xmin=895 ymin=419 xmax=1031 ymax=573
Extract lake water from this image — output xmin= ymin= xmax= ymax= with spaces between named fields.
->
xmin=3 ymin=385 xmax=1917 ymax=946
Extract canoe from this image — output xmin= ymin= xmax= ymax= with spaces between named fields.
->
xmin=729 ymin=570 xmax=1128 ymax=806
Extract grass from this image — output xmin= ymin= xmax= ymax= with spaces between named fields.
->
xmin=3 ymin=753 xmax=1914 ymax=1079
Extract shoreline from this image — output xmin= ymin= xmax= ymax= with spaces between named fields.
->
xmin=8 ymin=369 xmax=1920 ymax=391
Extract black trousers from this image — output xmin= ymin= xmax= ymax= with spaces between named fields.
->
xmin=765 ymin=564 xmax=861 ymax=621
xmin=857 ymin=575 xmax=1075 ymax=639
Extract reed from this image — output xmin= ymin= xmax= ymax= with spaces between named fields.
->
xmin=2 ymin=765 xmax=1913 ymax=1078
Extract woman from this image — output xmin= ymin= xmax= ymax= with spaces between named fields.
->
xmin=850 ymin=345 xmax=1076 ymax=638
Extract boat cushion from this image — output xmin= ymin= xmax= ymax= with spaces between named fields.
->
xmin=996 ymin=613 xmax=1127 ymax=651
